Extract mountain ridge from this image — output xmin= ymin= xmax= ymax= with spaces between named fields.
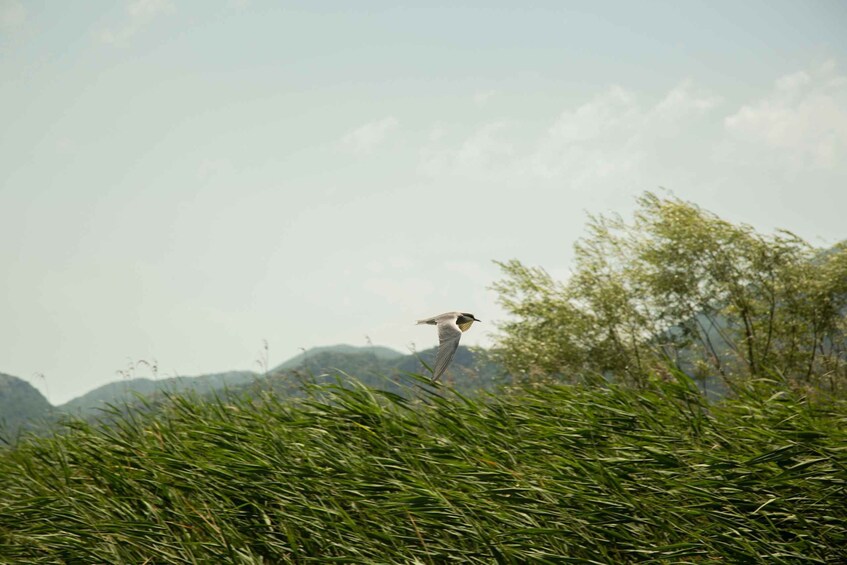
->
xmin=2 ymin=343 xmax=500 ymax=435
xmin=273 ymin=344 xmax=405 ymax=371
xmin=0 ymin=372 xmax=54 ymax=439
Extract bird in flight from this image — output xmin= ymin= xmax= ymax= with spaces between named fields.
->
xmin=416 ymin=312 xmax=481 ymax=381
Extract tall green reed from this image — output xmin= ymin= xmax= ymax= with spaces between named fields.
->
xmin=1 ymin=375 xmax=844 ymax=563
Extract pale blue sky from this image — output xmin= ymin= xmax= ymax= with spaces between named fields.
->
xmin=2 ymin=1 xmax=846 ymax=403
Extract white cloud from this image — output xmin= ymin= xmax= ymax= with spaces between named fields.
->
xmin=0 ymin=0 xmax=26 ymax=31
xmin=775 ymin=70 xmax=811 ymax=92
xmin=527 ymin=85 xmax=643 ymax=181
xmin=540 ymin=82 xmax=717 ymax=150
xmin=473 ymin=90 xmax=496 ymax=106
xmin=651 ymin=81 xmax=721 ymax=122
xmin=340 ymin=116 xmax=399 ymax=155
xmin=419 ymin=81 xmax=719 ymax=188
xmin=531 ymin=82 xmax=718 ymax=182
xmin=724 ymin=61 xmax=847 ymax=169
xmin=419 ymin=120 xmax=517 ymax=180
xmin=455 ymin=121 xmax=515 ymax=173
xmin=127 ymin=0 xmax=173 ymax=19
xmin=546 ymin=85 xmax=640 ymax=143
xmin=100 ymin=0 xmax=175 ymax=45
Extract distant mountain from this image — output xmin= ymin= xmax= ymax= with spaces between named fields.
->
xmin=260 ymin=344 xmax=507 ymax=394
xmin=0 ymin=372 xmax=53 ymax=440
xmin=393 ymin=346 xmax=505 ymax=387
xmin=220 ymin=344 xmax=504 ymax=406
xmin=60 ymin=371 xmax=258 ymax=416
xmin=273 ymin=344 xmax=405 ymax=371
xmin=4 ymin=344 xmax=506 ymax=437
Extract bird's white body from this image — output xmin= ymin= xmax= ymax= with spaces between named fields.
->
xmin=416 ymin=311 xmax=480 ymax=381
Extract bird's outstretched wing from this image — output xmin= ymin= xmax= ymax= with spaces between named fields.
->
xmin=433 ymin=320 xmax=462 ymax=381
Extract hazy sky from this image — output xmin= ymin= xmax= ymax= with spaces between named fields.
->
xmin=2 ymin=1 xmax=846 ymax=404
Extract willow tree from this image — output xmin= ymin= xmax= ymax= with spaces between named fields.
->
xmin=492 ymin=192 xmax=847 ymax=390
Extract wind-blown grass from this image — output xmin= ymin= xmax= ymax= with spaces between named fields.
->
xmin=1 ymin=375 xmax=845 ymax=563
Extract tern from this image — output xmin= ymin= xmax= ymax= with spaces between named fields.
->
xmin=416 ymin=312 xmax=481 ymax=381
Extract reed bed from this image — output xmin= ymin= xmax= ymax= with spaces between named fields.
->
xmin=1 ymin=376 xmax=845 ymax=563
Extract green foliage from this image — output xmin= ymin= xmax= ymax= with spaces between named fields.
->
xmin=1 ymin=378 xmax=845 ymax=563
xmin=493 ymin=192 xmax=847 ymax=389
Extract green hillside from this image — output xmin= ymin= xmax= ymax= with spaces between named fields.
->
xmin=214 ymin=345 xmax=506 ymax=409
xmin=273 ymin=345 xmax=503 ymax=387
xmin=0 ymin=373 xmax=52 ymax=441
xmin=273 ymin=344 xmax=405 ymax=371
xmin=60 ymin=371 xmax=259 ymax=416
xmin=1 ymin=376 xmax=844 ymax=563
xmin=1 ymin=344 xmax=500 ymax=436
